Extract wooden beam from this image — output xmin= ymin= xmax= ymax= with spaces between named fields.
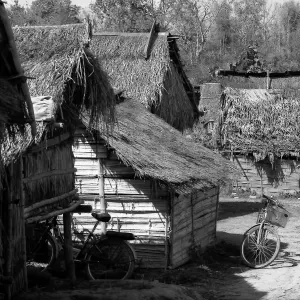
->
xmin=98 ymin=159 xmax=106 ymax=234
xmin=24 ymin=189 xmax=78 ymax=216
xmin=26 ymin=199 xmax=84 ymax=224
xmin=144 ymin=21 xmax=157 ymax=59
xmin=63 ymin=212 xmax=76 ymax=285
xmin=93 ymin=31 xmax=168 ymax=37
xmin=28 ymin=133 xmax=71 ymax=153
xmin=23 ymin=168 xmax=77 ymax=184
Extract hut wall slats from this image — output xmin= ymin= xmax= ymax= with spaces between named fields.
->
xmin=233 ymin=155 xmax=300 ymax=197
xmin=170 ymin=187 xmax=219 ymax=269
xmin=23 ymin=137 xmax=75 ymax=218
xmin=75 ymin=177 xmax=168 ymax=196
xmin=74 ymin=129 xmax=170 ymax=268
xmin=2 ymin=158 xmax=27 ymax=297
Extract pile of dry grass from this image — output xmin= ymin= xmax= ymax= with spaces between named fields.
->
xmin=13 ymin=24 xmax=116 ymax=131
xmin=220 ymin=87 xmax=300 ymax=156
xmin=1 ymin=123 xmax=46 ymax=166
xmin=98 ymin=99 xmax=239 ymax=193
xmin=90 ymin=33 xmax=195 ymax=131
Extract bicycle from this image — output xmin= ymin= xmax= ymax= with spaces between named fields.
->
xmin=53 ymin=209 xmax=137 ymax=280
xmin=240 ymin=194 xmax=291 ymax=268
xmin=26 ymin=218 xmax=59 ymax=271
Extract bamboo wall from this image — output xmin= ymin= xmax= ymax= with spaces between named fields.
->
xmin=170 ymin=187 xmax=219 ymax=268
xmin=233 ymin=155 xmax=300 ymax=197
xmin=0 ymin=159 xmax=27 ymax=298
xmin=23 ymin=136 xmax=75 ymax=221
xmin=73 ymin=128 xmax=170 ymax=268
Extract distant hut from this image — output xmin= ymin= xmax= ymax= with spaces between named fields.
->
xmin=0 ymin=23 xmax=115 ymax=297
xmin=218 ymin=87 xmax=300 ymax=197
xmin=73 ymin=99 xmax=237 ymax=269
xmin=90 ymin=29 xmax=199 ymax=131
xmin=0 ymin=3 xmax=35 ymax=299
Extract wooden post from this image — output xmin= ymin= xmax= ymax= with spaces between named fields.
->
xmin=257 ymin=167 xmax=263 ymax=198
xmin=63 ymin=212 xmax=76 ymax=285
xmin=98 ymin=159 xmax=106 ymax=234
xmin=266 ymin=70 xmax=270 ymax=89
xmin=215 ymin=187 xmax=220 ymax=240
xmin=20 ymin=156 xmax=28 ymax=292
xmin=5 ymin=164 xmax=13 ymax=300
xmin=164 ymin=216 xmax=169 ymax=270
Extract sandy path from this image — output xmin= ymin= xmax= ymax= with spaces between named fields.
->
xmin=216 ymin=198 xmax=300 ymax=300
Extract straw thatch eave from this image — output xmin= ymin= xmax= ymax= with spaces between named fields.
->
xmin=0 ymin=2 xmax=35 ymax=135
xmin=219 ymin=87 xmax=300 ymax=157
xmin=93 ymin=99 xmax=238 ymax=193
xmin=90 ymin=32 xmax=197 ymax=131
xmin=13 ymin=24 xmax=116 ymax=131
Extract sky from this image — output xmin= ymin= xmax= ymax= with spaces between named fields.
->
xmin=5 ymin=0 xmax=94 ymax=8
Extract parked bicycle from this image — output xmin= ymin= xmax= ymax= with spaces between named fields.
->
xmin=240 ymin=194 xmax=291 ymax=268
xmin=26 ymin=217 xmax=59 ymax=271
xmin=26 ymin=208 xmax=137 ymax=279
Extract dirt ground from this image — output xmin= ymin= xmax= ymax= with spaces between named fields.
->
xmin=216 ymin=196 xmax=300 ymax=300
xmin=18 ymin=196 xmax=300 ymax=300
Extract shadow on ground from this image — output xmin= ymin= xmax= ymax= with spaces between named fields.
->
xmin=218 ymin=199 xmax=262 ymax=221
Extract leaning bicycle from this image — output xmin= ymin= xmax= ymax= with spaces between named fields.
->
xmin=54 ymin=209 xmax=137 ymax=280
xmin=240 ymin=194 xmax=291 ymax=268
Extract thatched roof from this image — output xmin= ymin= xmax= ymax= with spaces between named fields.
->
xmin=13 ymin=24 xmax=116 ymax=130
xmin=1 ymin=96 xmax=57 ymax=166
xmin=219 ymin=87 xmax=300 ymax=156
xmin=0 ymin=2 xmax=35 ymax=135
xmin=90 ymin=32 xmax=198 ymax=131
xmin=95 ymin=99 xmax=238 ymax=193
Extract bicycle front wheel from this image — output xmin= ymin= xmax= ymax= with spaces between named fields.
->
xmin=86 ymin=238 xmax=135 ymax=280
xmin=26 ymin=233 xmax=58 ymax=271
xmin=240 ymin=224 xmax=280 ymax=268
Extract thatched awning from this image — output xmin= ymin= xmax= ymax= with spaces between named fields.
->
xmin=220 ymin=87 xmax=300 ymax=156
xmin=90 ymin=32 xmax=197 ymax=131
xmin=1 ymin=96 xmax=59 ymax=165
xmin=13 ymin=24 xmax=116 ymax=131
xmin=97 ymin=99 xmax=238 ymax=193
xmin=0 ymin=2 xmax=35 ymax=135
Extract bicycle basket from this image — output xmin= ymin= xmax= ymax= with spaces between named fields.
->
xmin=265 ymin=205 xmax=290 ymax=228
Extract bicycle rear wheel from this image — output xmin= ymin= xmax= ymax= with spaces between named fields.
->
xmin=85 ymin=238 xmax=135 ymax=280
xmin=26 ymin=233 xmax=57 ymax=271
xmin=240 ymin=224 xmax=280 ymax=268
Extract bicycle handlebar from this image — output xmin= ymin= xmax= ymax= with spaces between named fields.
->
xmin=262 ymin=194 xmax=279 ymax=206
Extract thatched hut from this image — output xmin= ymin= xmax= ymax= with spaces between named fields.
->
xmin=0 ymin=23 xmax=116 ymax=298
xmin=0 ymin=2 xmax=36 ymax=299
xmin=211 ymin=87 xmax=300 ymax=198
xmin=73 ymin=98 xmax=237 ymax=269
xmin=90 ymin=29 xmax=199 ymax=131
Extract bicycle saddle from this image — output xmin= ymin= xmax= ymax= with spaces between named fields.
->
xmin=91 ymin=212 xmax=111 ymax=222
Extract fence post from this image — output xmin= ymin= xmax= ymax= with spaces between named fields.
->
xmin=63 ymin=212 xmax=76 ymax=285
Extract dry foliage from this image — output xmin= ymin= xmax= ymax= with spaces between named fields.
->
xmin=90 ymin=34 xmax=195 ymax=131
xmin=98 ymin=99 xmax=239 ymax=193
xmin=13 ymin=24 xmax=116 ymax=131
xmin=219 ymin=88 xmax=300 ymax=157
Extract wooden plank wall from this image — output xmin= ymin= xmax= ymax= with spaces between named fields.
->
xmin=171 ymin=187 xmax=219 ymax=268
xmin=233 ymin=155 xmax=300 ymax=197
xmin=0 ymin=159 xmax=27 ymax=298
xmin=23 ymin=141 xmax=75 ymax=219
xmin=73 ymin=128 xmax=170 ymax=268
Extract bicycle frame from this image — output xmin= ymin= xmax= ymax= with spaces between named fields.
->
xmin=27 ymin=218 xmax=56 ymax=253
